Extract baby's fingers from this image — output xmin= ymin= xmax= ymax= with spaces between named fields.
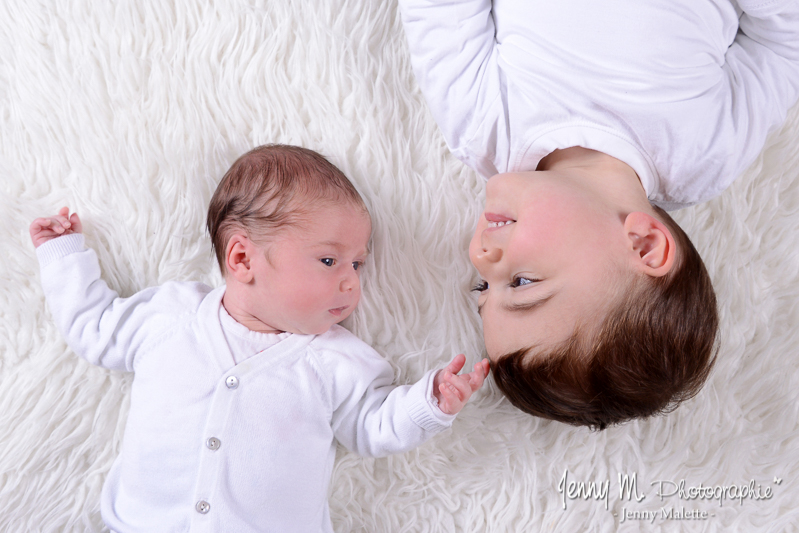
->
xmin=443 ymin=353 xmax=466 ymax=375
xmin=31 ymin=217 xmax=65 ymax=234
xmin=439 ymin=381 xmax=462 ymax=402
xmin=47 ymin=207 xmax=74 ymax=232
xmin=438 ymin=380 xmax=465 ymax=414
xmin=466 ymin=359 xmax=491 ymax=390
xmin=69 ymin=212 xmax=83 ymax=233
xmin=444 ymin=371 xmax=473 ymax=400
xmin=29 ymin=207 xmax=81 ymax=248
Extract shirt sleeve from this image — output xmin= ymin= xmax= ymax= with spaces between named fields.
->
xmin=314 ymin=332 xmax=456 ymax=458
xmin=398 ymin=0 xmax=508 ymax=178
xmin=36 ymin=234 xmax=206 ymax=372
xmin=723 ymin=0 xmax=799 ymax=177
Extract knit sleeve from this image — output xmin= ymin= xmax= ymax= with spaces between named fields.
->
xmin=723 ymin=0 xmax=799 ymax=178
xmin=37 ymin=233 xmax=208 ymax=372
xmin=313 ymin=328 xmax=455 ymax=458
xmin=397 ymin=0 xmax=508 ymax=178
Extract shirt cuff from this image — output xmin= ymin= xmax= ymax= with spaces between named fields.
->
xmin=405 ymin=368 xmax=457 ymax=432
xmin=36 ymin=233 xmax=86 ymax=268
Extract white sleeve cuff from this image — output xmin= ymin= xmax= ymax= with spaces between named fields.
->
xmin=36 ymin=233 xmax=86 ymax=268
xmin=405 ymin=368 xmax=457 ymax=432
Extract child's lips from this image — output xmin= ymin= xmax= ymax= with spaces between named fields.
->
xmin=328 ymin=306 xmax=349 ymax=317
xmin=485 ymin=212 xmax=514 ymax=223
xmin=484 ymin=212 xmax=516 ymax=230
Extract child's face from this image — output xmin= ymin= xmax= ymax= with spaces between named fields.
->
xmin=469 ymin=171 xmax=630 ymax=360
xmin=247 ymin=204 xmax=371 ymax=335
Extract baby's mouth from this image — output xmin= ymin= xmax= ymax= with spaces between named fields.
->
xmin=329 ymin=306 xmax=349 ymax=317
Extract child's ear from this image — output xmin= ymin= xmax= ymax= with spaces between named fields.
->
xmin=225 ymin=234 xmax=255 ymax=283
xmin=623 ymin=211 xmax=676 ymax=277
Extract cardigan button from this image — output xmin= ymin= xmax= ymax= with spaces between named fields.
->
xmin=225 ymin=376 xmax=239 ymax=389
xmin=206 ymin=437 xmax=221 ymax=451
xmin=195 ymin=500 xmax=210 ymax=514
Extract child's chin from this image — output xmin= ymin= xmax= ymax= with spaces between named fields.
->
xmin=307 ymin=322 xmax=338 ymax=336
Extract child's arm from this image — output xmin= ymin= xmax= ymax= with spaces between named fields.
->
xmin=397 ymin=0 xmax=505 ymax=178
xmin=30 ymin=206 xmax=82 ymax=248
xmin=724 ymin=0 xmax=799 ymax=176
xmin=322 ymin=333 xmax=489 ymax=457
xmin=432 ymin=353 xmax=490 ymax=415
xmin=31 ymin=208 xmax=206 ymax=372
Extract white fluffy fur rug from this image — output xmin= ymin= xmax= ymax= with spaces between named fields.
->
xmin=1 ymin=1 xmax=798 ymax=532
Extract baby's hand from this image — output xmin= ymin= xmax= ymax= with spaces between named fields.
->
xmin=30 ymin=207 xmax=82 ymax=248
xmin=432 ymin=354 xmax=490 ymax=415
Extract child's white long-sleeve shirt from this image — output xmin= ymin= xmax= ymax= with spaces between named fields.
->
xmin=399 ymin=0 xmax=799 ymax=210
xmin=36 ymin=234 xmax=455 ymax=533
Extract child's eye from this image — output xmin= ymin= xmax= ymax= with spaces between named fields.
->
xmin=471 ymin=280 xmax=489 ymax=292
xmin=352 ymin=261 xmax=363 ymax=271
xmin=511 ymin=276 xmax=538 ymax=288
xmin=321 ymin=258 xmax=336 ymax=267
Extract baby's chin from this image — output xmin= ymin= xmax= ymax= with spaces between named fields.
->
xmin=301 ymin=316 xmax=353 ymax=336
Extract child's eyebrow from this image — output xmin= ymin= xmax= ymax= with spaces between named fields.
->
xmin=477 ymin=293 xmax=556 ymax=317
xmin=312 ymin=241 xmax=370 ymax=256
xmin=314 ymin=240 xmax=345 ymax=248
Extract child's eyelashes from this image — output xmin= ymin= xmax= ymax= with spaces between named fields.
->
xmin=472 ymin=280 xmax=489 ymax=292
xmin=320 ymin=258 xmax=365 ymax=271
xmin=511 ymin=276 xmax=539 ymax=288
xmin=472 ymin=277 xmax=538 ymax=292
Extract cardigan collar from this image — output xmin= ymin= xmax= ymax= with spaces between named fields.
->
xmin=197 ymin=286 xmax=315 ymax=375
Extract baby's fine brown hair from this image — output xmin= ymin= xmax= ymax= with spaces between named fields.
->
xmin=207 ymin=144 xmax=368 ymax=273
xmin=491 ymin=206 xmax=718 ymax=430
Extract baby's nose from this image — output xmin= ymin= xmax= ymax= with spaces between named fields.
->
xmin=340 ymin=271 xmax=358 ymax=292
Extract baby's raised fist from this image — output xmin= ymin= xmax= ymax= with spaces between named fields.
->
xmin=30 ymin=207 xmax=82 ymax=248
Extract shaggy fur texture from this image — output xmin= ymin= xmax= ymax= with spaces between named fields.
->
xmin=1 ymin=1 xmax=798 ymax=531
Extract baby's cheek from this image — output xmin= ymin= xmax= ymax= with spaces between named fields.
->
xmin=350 ymin=287 xmax=362 ymax=310
xmin=293 ymin=292 xmax=324 ymax=315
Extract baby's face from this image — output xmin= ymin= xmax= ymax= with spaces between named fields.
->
xmin=469 ymin=171 xmax=629 ymax=360
xmin=249 ymin=205 xmax=371 ymax=335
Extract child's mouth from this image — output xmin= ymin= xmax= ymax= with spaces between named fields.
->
xmin=485 ymin=212 xmax=515 ymax=228
xmin=487 ymin=220 xmax=514 ymax=228
xmin=329 ymin=306 xmax=349 ymax=316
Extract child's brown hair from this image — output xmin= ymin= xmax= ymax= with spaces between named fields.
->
xmin=207 ymin=144 xmax=368 ymax=273
xmin=491 ymin=206 xmax=718 ymax=429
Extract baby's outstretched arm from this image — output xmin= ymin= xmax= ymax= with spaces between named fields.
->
xmin=30 ymin=207 xmax=82 ymax=248
xmin=433 ymin=354 xmax=490 ymax=415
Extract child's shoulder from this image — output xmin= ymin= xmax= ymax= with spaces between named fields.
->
xmin=121 ymin=280 xmax=215 ymax=327
xmin=153 ymin=280 xmax=214 ymax=304
xmin=119 ymin=282 xmax=218 ymax=358
xmin=307 ymin=325 xmax=386 ymax=368
xmin=306 ymin=326 xmax=395 ymax=399
xmin=140 ymin=280 xmax=217 ymax=321
xmin=310 ymin=324 xmax=373 ymax=351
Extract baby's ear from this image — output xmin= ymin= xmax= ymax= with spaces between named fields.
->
xmin=225 ymin=233 xmax=255 ymax=283
xmin=623 ymin=211 xmax=676 ymax=277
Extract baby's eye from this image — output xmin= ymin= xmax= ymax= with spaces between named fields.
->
xmin=352 ymin=261 xmax=363 ymax=271
xmin=471 ymin=280 xmax=488 ymax=292
xmin=321 ymin=258 xmax=336 ymax=267
xmin=510 ymin=276 xmax=538 ymax=288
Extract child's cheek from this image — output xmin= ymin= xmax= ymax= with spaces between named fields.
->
xmin=468 ymin=229 xmax=485 ymax=267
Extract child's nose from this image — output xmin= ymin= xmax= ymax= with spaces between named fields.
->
xmin=340 ymin=270 xmax=358 ymax=292
xmin=476 ymin=245 xmax=502 ymax=264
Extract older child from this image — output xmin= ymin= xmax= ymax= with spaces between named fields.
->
xmin=31 ymin=144 xmax=489 ymax=533
xmin=398 ymin=0 xmax=799 ymax=428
